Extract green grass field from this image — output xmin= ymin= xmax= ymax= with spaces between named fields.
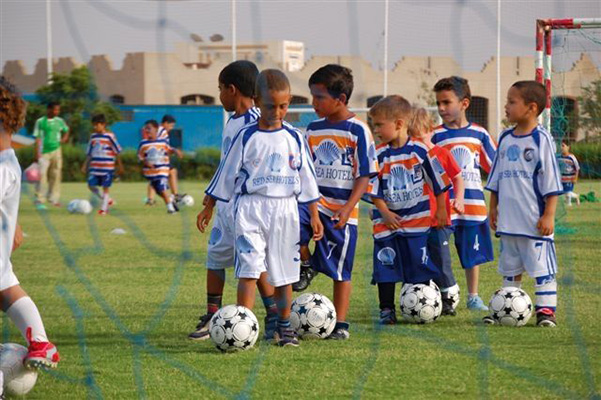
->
xmin=4 ymin=180 xmax=601 ymax=399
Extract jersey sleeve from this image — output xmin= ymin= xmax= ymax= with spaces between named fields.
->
xmin=421 ymin=148 xmax=451 ymax=196
xmin=205 ymin=129 xmax=244 ymax=202
xmin=137 ymin=143 xmax=145 ymax=162
xmin=479 ymin=130 xmax=497 ymax=173
xmin=86 ymin=139 xmax=93 ymax=156
xmin=297 ymin=135 xmax=320 ymax=204
xmin=539 ymin=134 xmax=564 ymax=197
xmin=32 ymin=118 xmax=42 ymax=138
xmin=354 ymin=125 xmax=379 ymax=178
xmin=571 ymin=155 xmax=580 ymax=173
xmin=110 ymin=134 xmax=122 ymax=154
xmin=441 ymin=147 xmax=462 ymax=179
xmin=59 ymin=118 xmax=69 ymax=133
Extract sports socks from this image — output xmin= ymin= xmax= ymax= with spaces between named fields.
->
xmin=503 ymin=276 xmax=522 ymax=288
xmin=377 ymin=282 xmax=395 ymax=310
xmin=101 ymin=193 xmax=110 ymax=212
xmin=6 ymin=297 xmax=48 ymax=343
xmin=207 ymin=294 xmax=223 ymax=315
xmin=535 ymin=275 xmax=557 ymax=311
xmin=261 ymin=295 xmax=278 ymax=316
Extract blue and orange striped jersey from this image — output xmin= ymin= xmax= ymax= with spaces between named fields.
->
xmin=431 ymin=123 xmax=497 ymax=226
xmin=557 ymin=153 xmax=580 ymax=183
xmin=137 ymin=139 xmax=173 ymax=178
xmin=367 ymin=140 xmax=451 ymax=239
xmin=86 ymin=132 xmax=122 ymax=176
xmin=306 ymin=116 xmax=379 ymax=225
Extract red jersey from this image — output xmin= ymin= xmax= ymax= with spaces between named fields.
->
xmin=426 ymin=145 xmax=461 ymax=227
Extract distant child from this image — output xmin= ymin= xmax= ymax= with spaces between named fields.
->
xmin=432 ymin=76 xmax=497 ymax=311
xmin=367 ymin=98 xmax=451 ymax=324
xmin=485 ymin=80 xmax=563 ymax=327
xmin=296 ymin=64 xmax=379 ymax=339
xmin=410 ymin=110 xmax=466 ymax=316
xmin=558 ymin=139 xmax=580 ymax=206
xmin=190 ymin=60 xmax=280 ymax=342
xmin=137 ymin=120 xmax=182 ymax=214
xmin=81 ymin=114 xmax=123 ymax=215
xmin=204 ymin=69 xmax=323 ymax=347
xmin=0 ymin=76 xmax=60 ymax=369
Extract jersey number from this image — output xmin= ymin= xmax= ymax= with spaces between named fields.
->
xmin=473 ymin=235 xmax=480 ymax=251
xmin=421 ymin=247 xmax=428 ymax=265
xmin=326 ymin=241 xmax=337 ymax=259
xmin=535 ymin=242 xmax=544 ymax=261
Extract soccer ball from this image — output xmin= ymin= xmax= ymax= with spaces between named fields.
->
xmin=67 ymin=199 xmax=92 ymax=214
xmin=400 ymin=282 xmax=442 ymax=324
xmin=0 ymin=343 xmax=38 ymax=396
xmin=209 ymin=305 xmax=259 ymax=352
xmin=488 ymin=287 xmax=533 ymax=327
xmin=290 ymin=293 xmax=337 ymax=339
xmin=179 ymin=195 xmax=194 ymax=207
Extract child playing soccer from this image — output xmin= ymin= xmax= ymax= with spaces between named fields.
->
xmin=485 ymin=80 xmax=563 ymax=327
xmin=558 ymin=139 xmax=580 ymax=206
xmin=432 ymin=76 xmax=497 ymax=311
xmin=190 ymin=60 xmax=279 ymax=342
xmin=296 ymin=64 xmax=379 ymax=339
xmin=367 ymin=98 xmax=451 ymax=324
xmin=0 ymin=76 xmax=60 ymax=368
xmin=81 ymin=114 xmax=123 ymax=215
xmin=204 ymin=69 xmax=323 ymax=346
xmin=138 ymin=120 xmax=182 ymax=214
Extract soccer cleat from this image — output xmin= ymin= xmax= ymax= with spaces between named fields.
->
xmin=274 ymin=326 xmax=299 ymax=347
xmin=536 ymin=308 xmax=557 ymax=327
xmin=263 ymin=313 xmax=278 ymax=341
xmin=482 ymin=315 xmax=496 ymax=325
xmin=145 ymin=198 xmax=156 ymax=206
xmin=24 ymin=328 xmax=60 ymax=369
xmin=292 ymin=262 xmax=317 ymax=292
xmin=327 ymin=322 xmax=350 ymax=340
xmin=174 ymin=193 xmax=187 ymax=205
xmin=441 ymin=297 xmax=457 ymax=316
xmin=188 ymin=313 xmax=213 ymax=341
xmin=466 ymin=295 xmax=489 ymax=311
xmin=379 ymin=308 xmax=397 ymax=325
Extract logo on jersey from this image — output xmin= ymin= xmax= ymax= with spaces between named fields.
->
xmin=222 ymin=136 xmax=232 ymax=155
xmin=450 ymin=146 xmax=472 ymax=170
xmin=432 ymin=156 xmax=446 ymax=175
xmin=389 ymin=166 xmax=411 ymax=191
xmin=507 ymin=145 xmax=520 ymax=162
xmin=523 ymin=147 xmax=535 ymax=162
xmin=314 ymin=140 xmax=340 ymax=165
xmin=266 ymin=152 xmax=285 ymax=172
xmin=209 ymin=227 xmax=222 ymax=245
xmin=288 ymin=153 xmax=301 ymax=170
xmin=368 ymin=143 xmax=377 ymax=160
xmin=377 ymin=247 xmax=396 ymax=266
xmin=146 ymin=147 xmax=165 ymax=164
xmin=412 ymin=164 xmax=424 ymax=183
xmin=91 ymin=142 xmax=105 ymax=157
xmin=236 ymin=235 xmax=254 ymax=254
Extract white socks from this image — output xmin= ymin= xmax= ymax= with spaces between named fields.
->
xmin=102 ymin=193 xmax=110 ymax=212
xmin=6 ymin=297 xmax=48 ymax=343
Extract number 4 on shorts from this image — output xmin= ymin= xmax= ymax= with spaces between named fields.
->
xmin=473 ymin=235 xmax=480 ymax=251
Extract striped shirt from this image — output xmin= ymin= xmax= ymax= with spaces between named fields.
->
xmin=157 ymin=126 xmax=169 ymax=141
xmin=306 ymin=116 xmax=379 ymax=225
xmin=368 ymin=140 xmax=451 ymax=239
xmin=431 ymin=123 xmax=497 ymax=226
xmin=86 ymin=132 xmax=122 ymax=176
xmin=557 ymin=153 xmax=580 ymax=183
xmin=138 ymin=139 xmax=173 ymax=178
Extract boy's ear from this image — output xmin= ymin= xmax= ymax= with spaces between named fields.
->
xmin=338 ymin=93 xmax=348 ymax=105
xmin=461 ymin=97 xmax=470 ymax=110
xmin=395 ymin=118 xmax=405 ymax=130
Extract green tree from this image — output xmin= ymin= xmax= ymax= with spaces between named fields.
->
xmin=579 ymin=78 xmax=601 ymax=140
xmin=25 ymin=66 xmax=121 ymax=144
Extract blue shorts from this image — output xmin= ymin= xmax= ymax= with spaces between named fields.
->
xmin=562 ymin=182 xmax=574 ymax=192
xmin=427 ymin=227 xmax=456 ymax=289
xmin=373 ymin=233 xmax=440 ymax=285
xmin=299 ymin=204 xmax=313 ymax=246
xmin=453 ymin=221 xmax=494 ymax=269
xmin=147 ymin=176 xmax=169 ymax=195
xmin=308 ymin=211 xmax=357 ymax=282
xmin=88 ymin=173 xmax=114 ymax=188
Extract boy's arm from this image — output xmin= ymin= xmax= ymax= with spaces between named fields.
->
xmin=488 ymin=192 xmax=498 ymax=231
xmin=196 ymin=196 xmax=216 ymax=233
xmin=116 ymin=155 xmax=124 ymax=175
xmin=60 ymin=120 xmax=70 ymax=144
xmin=81 ymin=156 xmax=90 ymax=173
xmin=308 ymin=202 xmax=324 ymax=241
xmin=450 ymin=173 xmax=465 ymax=214
xmin=373 ymin=198 xmax=403 ymax=230
xmin=434 ymin=193 xmax=448 ymax=228
xmin=537 ymin=195 xmax=558 ymax=236
xmin=332 ymin=176 xmax=369 ymax=229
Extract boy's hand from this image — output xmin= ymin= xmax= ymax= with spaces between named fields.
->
xmin=332 ymin=205 xmax=352 ymax=229
xmin=451 ymin=197 xmax=465 ymax=214
xmin=311 ymin=216 xmax=324 ymax=241
xmin=434 ymin=207 xmax=447 ymax=228
xmin=175 ymin=149 xmax=183 ymax=159
xmin=537 ymin=214 xmax=555 ymax=236
xmin=488 ymin=207 xmax=498 ymax=231
xmin=80 ymin=163 xmax=87 ymax=174
xmin=12 ymin=224 xmax=23 ymax=252
xmin=382 ymin=209 xmax=403 ymax=230
xmin=196 ymin=206 xmax=213 ymax=233
xmin=118 ymin=165 xmax=125 ymax=175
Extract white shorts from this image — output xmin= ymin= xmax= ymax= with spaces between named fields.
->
xmin=234 ymin=194 xmax=300 ymax=287
xmin=498 ymin=235 xmax=558 ymax=278
xmin=206 ymin=201 xmax=236 ymax=269
xmin=0 ymin=258 xmax=20 ymax=291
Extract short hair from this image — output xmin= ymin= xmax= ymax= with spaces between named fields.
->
xmin=144 ymin=119 xmax=159 ymax=129
xmin=47 ymin=101 xmax=60 ymax=109
xmin=511 ymin=81 xmax=546 ymax=116
xmin=433 ymin=76 xmax=472 ymax=102
xmin=407 ymin=107 xmax=434 ymax=138
xmin=561 ymin=138 xmax=571 ymax=147
xmin=309 ymin=64 xmax=354 ymax=104
xmin=0 ymin=76 xmax=26 ymax=134
xmin=255 ymin=69 xmax=290 ymax=101
xmin=219 ymin=60 xmax=259 ymax=98
xmin=162 ymin=114 xmax=176 ymax=124
xmin=369 ymin=95 xmax=412 ymax=121
xmin=91 ymin=114 xmax=106 ymax=124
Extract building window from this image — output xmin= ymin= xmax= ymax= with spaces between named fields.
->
xmin=367 ymin=96 xmax=383 ymax=108
xmin=180 ymin=94 xmax=215 ymax=105
xmin=291 ymin=95 xmax=309 ymax=105
xmin=551 ymin=96 xmax=578 ymax=140
xmin=466 ymin=96 xmax=489 ymax=131
xmin=110 ymin=94 xmax=125 ymax=104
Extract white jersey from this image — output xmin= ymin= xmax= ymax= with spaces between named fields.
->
xmin=221 ymin=107 xmax=260 ymax=158
xmin=485 ymin=125 xmax=563 ymax=241
xmin=0 ymin=149 xmax=21 ymax=290
xmin=206 ymin=121 xmax=320 ymax=204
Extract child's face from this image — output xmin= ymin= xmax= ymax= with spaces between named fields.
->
xmin=218 ymin=82 xmax=236 ymax=112
xmin=93 ymin=122 xmax=106 ymax=133
xmin=162 ymin=122 xmax=175 ymax=132
xmin=370 ymin=114 xmax=402 ymax=144
xmin=310 ymin=84 xmax=343 ymax=118
xmin=435 ymin=90 xmax=468 ymax=124
xmin=561 ymin=142 xmax=569 ymax=154
xmin=256 ymin=89 xmax=290 ymax=128
xmin=505 ymin=87 xmax=537 ymax=124
xmin=144 ymin=124 xmax=158 ymax=139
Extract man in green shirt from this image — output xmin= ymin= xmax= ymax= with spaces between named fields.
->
xmin=33 ymin=102 xmax=69 ymax=208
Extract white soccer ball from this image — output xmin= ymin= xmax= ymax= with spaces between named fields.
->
xmin=180 ymin=195 xmax=195 ymax=207
xmin=209 ymin=305 xmax=259 ymax=352
xmin=67 ymin=199 xmax=92 ymax=214
xmin=0 ymin=343 xmax=38 ymax=396
xmin=400 ymin=282 xmax=442 ymax=324
xmin=67 ymin=199 xmax=81 ymax=213
xmin=290 ymin=292 xmax=337 ymax=339
xmin=489 ymin=287 xmax=533 ymax=327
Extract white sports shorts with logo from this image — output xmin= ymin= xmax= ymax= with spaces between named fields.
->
xmin=234 ymin=194 xmax=300 ymax=287
xmin=206 ymin=200 xmax=236 ymax=270
xmin=0 ymin=257 xmax=20 ymax=291
xmin=498 ymin=235 xmax=558 ymax=278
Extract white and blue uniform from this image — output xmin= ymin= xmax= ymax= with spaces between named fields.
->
xmin=486 ymin=125 xmax=563 ymax=310
xmin=206 ymin=108 xmax=260 ymax=269
xmin=206 ymin=121 xmax=320 ymax=286
xmin=0 ymin=149 xmax=21 ymax=290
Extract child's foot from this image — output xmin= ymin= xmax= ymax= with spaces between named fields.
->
xmin=98 ymin=209 xmax=108 ymax=216
xmin=188 ymin=313 xmax=213 ymax=341
xmin=466 ymin=295 xmax=488 ymax=311
xmin=25 ymin=329 xmax=60 ymax=369
xmin=145 ymin=198 xmax=156 ymax=206
xmin=292 ymin=262 xmax=317 ymax=292
xmin=441 ymin=297 xmax=457 ymax=316
xmin=34 ymin=201 xmax=47 ymax=210
xmin=167 ymin=202 xmax=179 ymax=214
xmin=482 ymin=315 xmax=496 ymax=325
xmin=379 ymin=308 xmax=397 ymax=325
xmin=174 ymin=193 xmax=186 ymax=205
xmin=274 ymin=326 xmax=299 ymax=347
xmin=536 ymin=308 xmax=557 ymax=327
xmin=263 ymin=313 xmax=278 ymax=341
xmin=327 ymin=322 xmax=350 ymax=340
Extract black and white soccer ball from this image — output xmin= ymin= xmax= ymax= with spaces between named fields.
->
xmin=67 ymin=199 xmax=92 ymax=214
xmin=179 ymin=195 xmax=195 ymax=207
xmin=488 ymin=287 xmax=533 ymax=327
xmin=209 ymin=305 xmax=259 ymax=352
xmin=290 ymin=293 xmax=337 ymax=339
xmin=0 ymin=343 xmax=38 ymax=396
xmin=400 ymin=282 xmax=442 ymax=324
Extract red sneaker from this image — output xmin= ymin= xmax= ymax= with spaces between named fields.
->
xmin=98 ymin=209 xmax=108 ymax=216
xmin=25 ymin=328 xmax=60 ymax=369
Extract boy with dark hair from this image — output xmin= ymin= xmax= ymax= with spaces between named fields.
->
xmin=432 ymin=76 xmax=497 ymax=311
xmin=485 ymin=80 xmax=563 ymax=327
xmin=558 ymin=139 xmax=580 ymax=206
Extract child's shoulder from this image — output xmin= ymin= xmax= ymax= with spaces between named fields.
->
xmin=307 ymin=116 xmax=370 ymax=136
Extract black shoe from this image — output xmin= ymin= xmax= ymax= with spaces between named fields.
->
xmin=274 ymin=326 xmax=300 ymax=347
xmin=188 ymin=313 xmax=213 ymax=341
xmin=327 ymin=322 xmax=350 ymax=340
xmin=379 ymin=308 xmax=397 ymax=325
xmin=482 ymin=315 xmax=496 ymax=325
xmin=292 ymin=262 xmax=317 ymax=292
xmin=441 ymin=297 xmax=457 ymax=316
xmin=536 ymin=308 xmax=557 ymax=327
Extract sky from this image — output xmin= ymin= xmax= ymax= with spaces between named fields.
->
xmin=1 ymin=0 xmax=600 ymax=73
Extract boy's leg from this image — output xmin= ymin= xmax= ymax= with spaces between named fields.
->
xmin=373 ymin=236 xmax=404 ymax=324
xmin=35 ymin=153 xmax=51 ymax=206
xmin=146 ymin=183 xmax=155 ymax=204
xmin=257 ymin=272 xmax=278 ymax=340
xmin=100 ymin=186 xmax=111 ymax=214
xmin=273 ymin=284 xmax=299 ymax=347
xmin=237 ymin=278 xmax=257 ymax=309
xmin=169 ymin=168 xmax=181 ymax=200
xmin=428 ymin=228 xmax=458 ymax=315
xmin=48 ymin=148 xmax=62 ymax=205
xmin=293 ymin=204 xmax=318 ymax=292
